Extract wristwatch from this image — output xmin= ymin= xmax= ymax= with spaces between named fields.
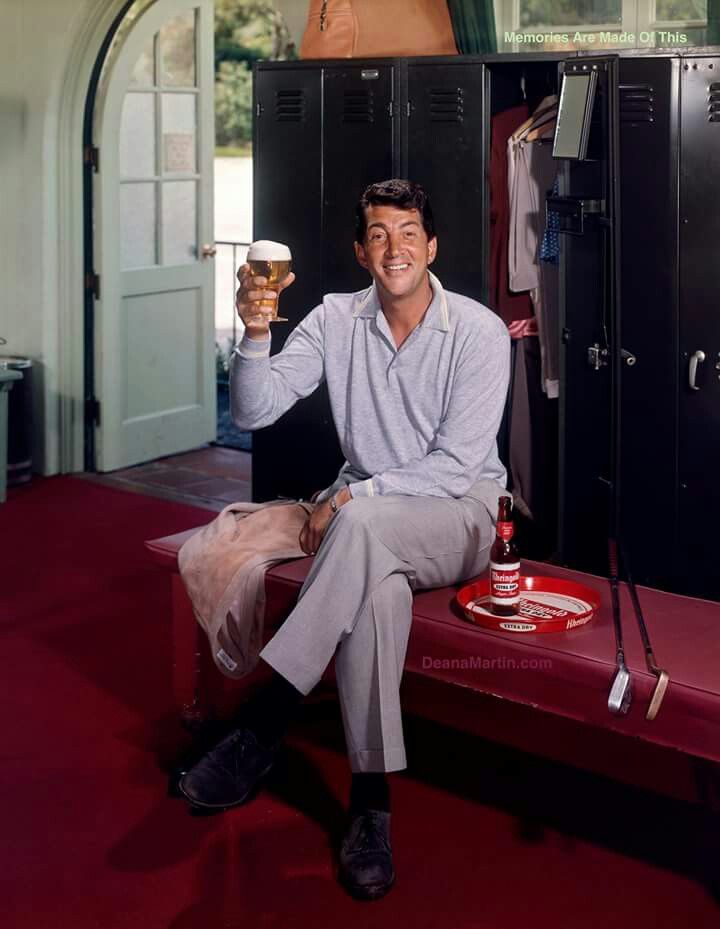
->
xmin=330 ymin=493 xmax=339 ymax=514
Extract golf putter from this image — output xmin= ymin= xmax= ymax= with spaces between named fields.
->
xmin=608 ymin=539 xmax=632 ymax=715
xmin=620 ymin=543 xmax=670 ymax=721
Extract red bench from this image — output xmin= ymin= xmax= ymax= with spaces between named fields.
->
xmin=146 ymin=527 xmax=720 ymax=769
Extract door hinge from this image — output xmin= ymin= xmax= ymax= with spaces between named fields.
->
xmin=388 ymin=100 xmax=394 ymax=117
xmin=86 ymin=397 xmax=101 ymax=427
xmin=85 ymin=272 xmax=100 ymax=300
xmin=84 ymin=144 xmax=100 ymax=172
xmin=255 ymin=102 xmax=263 ymax=117
xmin=406 ymin=101 xmax=412 ymax=118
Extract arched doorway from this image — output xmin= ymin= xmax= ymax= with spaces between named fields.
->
xmin=85 ymin=0 xmax=216 ymax=472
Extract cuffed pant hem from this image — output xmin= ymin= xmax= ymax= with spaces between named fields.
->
xmin=349 ymin=747 xmax=407 ymax=773
xmin=259 ymin=644 xmax=320 ymax=697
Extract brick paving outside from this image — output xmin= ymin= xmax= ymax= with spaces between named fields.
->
xmin=82 ymin=446 xmax=252 ymax=512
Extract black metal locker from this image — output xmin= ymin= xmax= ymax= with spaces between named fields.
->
xmin=321 ymin=64 xmax=397 ymax=293
xmin=250 ymin=53 xmax=720 ymax=601
xmin=617 ymin=56 xmax=680 ymax=590
xmin=253 ymin=65 xmax=342 ymax=502
xmin=406 ymin=61 xmax=485 ymax=301
xmin=555 ymin=57 xmax=621 ymax=575
xmin=677 ymin=55 xmax=720 ymax=599
xmin=254 ymin=67 xmax=323 ymax=335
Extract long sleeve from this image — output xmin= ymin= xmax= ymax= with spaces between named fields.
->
xmin=349 ymin=329 xmax=511 ymax=499
xmin=229 ymin=305 xmax=326 ymax=430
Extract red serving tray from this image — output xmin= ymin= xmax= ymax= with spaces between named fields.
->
xmin=457 ymin=576 xmax=601 ymax=634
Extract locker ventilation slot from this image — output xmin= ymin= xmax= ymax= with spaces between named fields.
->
xmin=619 ymin=84 xmax=654 ymax=125
xmin=429 ymin=88 xmax=464 ymax=122
xmin=275 ymin=89 xmax=305 ymax=121
xmin=343 ymin=89 xmax=374 ymax=123
xmin=709 ymin=83 xmax=720 ymax=122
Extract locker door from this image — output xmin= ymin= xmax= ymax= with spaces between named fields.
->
xmin=254 ymin=66 xmax=322 ymax=339
xmin=554 ymin=57 xmax=621 ymax=575
xmin=407 ymin=61 xmax=485 ymax=302
xmin=253 ymin=66 xmax=342 ymax=501
xmin=617 ymin=57 xmax=679 ymax=591
xmin=677 ymin=56 xmax=720 ymax=600
xmin=322 ymin=64 xmax=396 ymax=293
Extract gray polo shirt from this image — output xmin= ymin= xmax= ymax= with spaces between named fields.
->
xmin=230 ymin=271 xmax=510 ymax=513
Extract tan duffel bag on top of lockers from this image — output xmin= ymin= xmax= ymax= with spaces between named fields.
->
xmin=300 ymin=0 xmax=458 ymax=59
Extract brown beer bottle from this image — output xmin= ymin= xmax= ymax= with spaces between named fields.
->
xmin=489 ymin=496 xmax=521 ymax=616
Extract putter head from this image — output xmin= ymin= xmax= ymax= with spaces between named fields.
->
xmin=608 ymin=666 xmax=632 ymax=715
xmin=645 ymin=669 xmax=670 ymax=721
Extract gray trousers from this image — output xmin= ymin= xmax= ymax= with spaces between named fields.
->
xmin=259 ymin=493 xmax=495 ymax=773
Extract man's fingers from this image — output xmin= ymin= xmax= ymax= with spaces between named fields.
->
xmin=276 ymin=271 xmax=295 ymax=293
xmin=299 ymin=524 xmax=309 ymax=554
xmin=239 ymin=289 xmax=276 ymax=304
xmin=301 ymin=521 xmax=319 ymax=555
xmin=300 ymin=521 xmax=320 ymax=556
xmin=236 ymin=268 xmax=269 ymax=291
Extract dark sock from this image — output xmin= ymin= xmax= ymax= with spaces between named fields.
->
xmin=239 ymin=664 xmax=303 ymax=749
xmin=350 ymin=772 xmax=391 ymax=813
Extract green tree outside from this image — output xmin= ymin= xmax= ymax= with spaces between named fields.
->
xmin=520 ymin=0 xmax=706 ymax=27
xmin=214 ymin=0 xmax=296 ymax=153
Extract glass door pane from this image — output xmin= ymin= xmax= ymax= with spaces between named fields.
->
xmin=160 ymin=10 xmax=196 ymax=87
xmin=120 ymin=183 xmax=157 ymax=268
xmin=119 ymin=92 xmax=155 ymax=177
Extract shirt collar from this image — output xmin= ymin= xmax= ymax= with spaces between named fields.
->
xmin=352 ymin=270 xmax=450 ymax=332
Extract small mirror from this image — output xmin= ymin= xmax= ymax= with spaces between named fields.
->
xmin=553 ymin=71 xmax=598 ymax=161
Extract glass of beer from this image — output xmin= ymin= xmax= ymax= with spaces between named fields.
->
xmin=246 ymin=240 xmax=292 ymax=322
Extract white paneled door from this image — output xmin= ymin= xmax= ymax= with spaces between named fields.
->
xmin=94 ymin=0 xmax=215 ymax=471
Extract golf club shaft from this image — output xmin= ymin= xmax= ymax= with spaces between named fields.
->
xmin=619 ymin=541 xmax=660 ymax=670
xmin=608 ymin=538 xmax=625 ymax=664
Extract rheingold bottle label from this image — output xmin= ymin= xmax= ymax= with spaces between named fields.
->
xmin=497 ymin=521 xmax=514 ymax=542
xmin=490 ymin=561 xmax=521 ymax=606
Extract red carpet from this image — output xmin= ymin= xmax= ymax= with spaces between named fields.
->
xmin=2 ymin=476 xmax=719 ymax=928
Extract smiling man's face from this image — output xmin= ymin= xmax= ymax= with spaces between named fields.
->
xmin=354 ymin=204 xmax=437 ymax=303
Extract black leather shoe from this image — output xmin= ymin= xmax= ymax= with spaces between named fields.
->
xmin=178 ymin=727 xmax=279 ymax=810
xmin=339 ymin=809 xmax=395 ymax=900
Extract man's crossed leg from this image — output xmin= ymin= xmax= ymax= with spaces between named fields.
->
xmin=179 ymin=493 xmax=494 ymax=899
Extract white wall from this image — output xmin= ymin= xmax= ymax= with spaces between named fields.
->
xmin=273 ymin=0 xmax=308 ymax=49
xmin=0 ymin=0 xmax=114 ymax=474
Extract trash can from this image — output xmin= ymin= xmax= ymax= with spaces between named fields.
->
xmin=0 ymin=367 xmax=22 ymax=502
xmin=0 ymin=357 xmax=33 ymax=486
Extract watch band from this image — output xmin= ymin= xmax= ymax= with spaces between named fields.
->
xmin=330 ymin=493 xmax=339 ymax=514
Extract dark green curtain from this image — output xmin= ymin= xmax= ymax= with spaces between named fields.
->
xmin=709 ymin=0 xmax=720 ymax=46
xmin=446 ymin=0 xmax=497 ymax=54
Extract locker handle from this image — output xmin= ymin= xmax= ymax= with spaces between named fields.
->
xmin=689 ymin=350 xmax=705 ymax=390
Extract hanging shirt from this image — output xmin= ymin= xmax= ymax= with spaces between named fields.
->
xmin=488 ymin=105 xmax=534 ymax=324
xmin=507 ymin=110 xmax=560 ymax=398
xmin=507 ymin=107 xmax=557 ymax=292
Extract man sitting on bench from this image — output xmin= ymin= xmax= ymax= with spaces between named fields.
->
xmin=179 ymin=179 xmax=511 ymax=900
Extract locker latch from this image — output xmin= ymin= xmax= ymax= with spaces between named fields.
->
xmin=588 ymin=343 xmax=609 ymax=370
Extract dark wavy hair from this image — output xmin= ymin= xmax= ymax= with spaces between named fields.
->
xmin=355 ymin=179 xmax=435 ymax=244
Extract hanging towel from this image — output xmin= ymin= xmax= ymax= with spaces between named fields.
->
xmin=178 ymin=500 xmax=314 ymax=679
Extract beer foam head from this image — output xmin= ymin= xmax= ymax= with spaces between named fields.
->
xmin=247 ymin=240 xmax=291 ymax=262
